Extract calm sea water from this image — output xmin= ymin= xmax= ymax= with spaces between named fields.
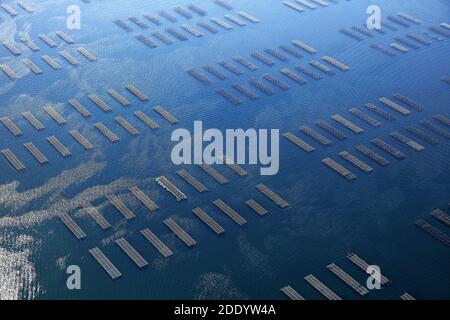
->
xmin=0 ymin=0 xmax=449 ymax=300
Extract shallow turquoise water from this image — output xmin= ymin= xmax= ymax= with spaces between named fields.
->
xmin=0 ymin=0 xmax=449 ymax=300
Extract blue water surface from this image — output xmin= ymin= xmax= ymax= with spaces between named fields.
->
xmin=0 ymin=0 xmax=449 ymax=300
